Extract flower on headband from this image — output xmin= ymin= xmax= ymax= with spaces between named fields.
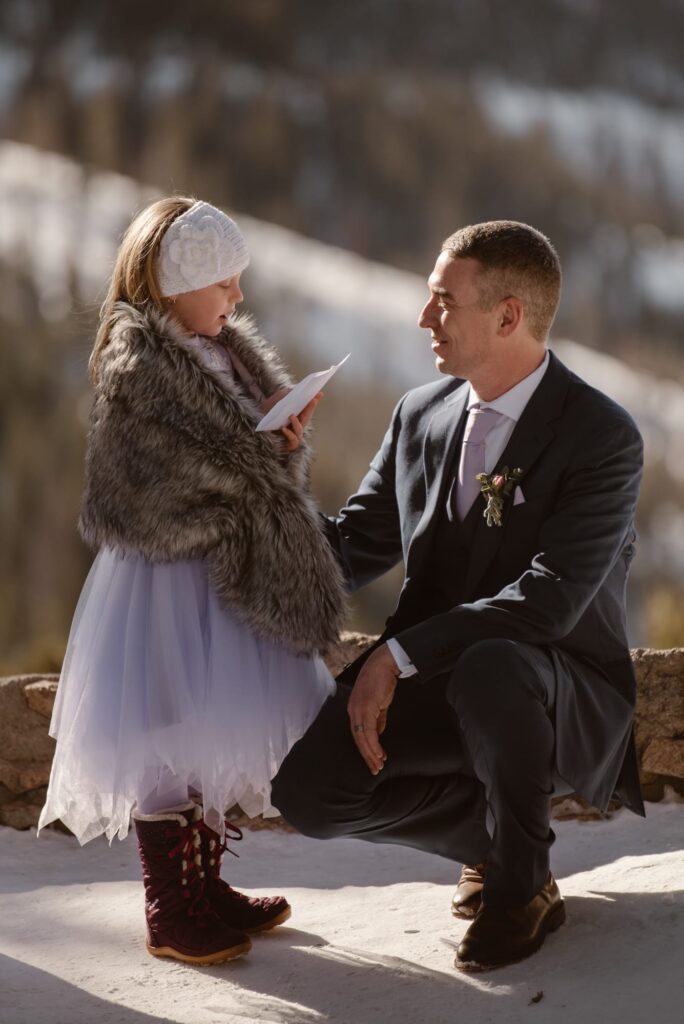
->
xmin=168 ymin=221 xmax=223 ymax=289
xmin=476 ymin=466 xmax=524 ymax=527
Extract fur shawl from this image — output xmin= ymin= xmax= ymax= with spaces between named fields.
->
xmin=79 ymin=302 xmax=346 ymax=655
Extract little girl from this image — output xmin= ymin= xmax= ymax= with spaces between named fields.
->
xmin=39 ymin=197 xmax=346 ymax=965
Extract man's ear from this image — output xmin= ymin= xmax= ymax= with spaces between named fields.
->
xmin=497 ymin=296 xmax=524 ymax=337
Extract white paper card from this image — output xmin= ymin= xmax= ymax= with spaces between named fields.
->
xmin=256 ymin=354 xmax=351 ymax=432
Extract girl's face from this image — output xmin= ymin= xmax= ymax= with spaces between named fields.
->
xmin=169 ymin=275 xmax=244 ymax=337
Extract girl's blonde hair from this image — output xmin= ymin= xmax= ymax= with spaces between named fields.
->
xmin=89 ymin=195 xmax=196 ymax=382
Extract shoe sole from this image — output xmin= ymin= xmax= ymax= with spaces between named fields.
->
xmin=451 ymin=901 xmax=481 ymax=920
xmin=245 ymin=903 xmax=292 ymax=934
xmin=455 ymin=900 xmax=566 ymax=973
xmin=146 ymin=939 xmax=252 ymax=965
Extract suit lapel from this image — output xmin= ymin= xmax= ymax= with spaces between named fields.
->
xmin=461 ymin=351 xmax=572 ymax=599
xmin=405 ymin=383 xmax=469 ymax=577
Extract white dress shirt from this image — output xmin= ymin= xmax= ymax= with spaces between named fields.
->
xmin=387 ymin=349 xmax=550 ymax=678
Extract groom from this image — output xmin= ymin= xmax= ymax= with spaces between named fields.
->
xmin=271 ymin=220 xmax=644 ymax=970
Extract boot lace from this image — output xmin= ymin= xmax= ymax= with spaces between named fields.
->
xmin=196 ymin=819 xmax=243 ymax=875
xmin=196 ymin=816 xmax=284 ymax=915
xmin=165 ymin=819 xmax=217 ymax=921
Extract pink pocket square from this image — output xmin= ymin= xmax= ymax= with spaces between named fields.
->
xmin=513 ymin=485 xmax=525 ymax=506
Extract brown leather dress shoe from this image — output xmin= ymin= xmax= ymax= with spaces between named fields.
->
xmin=455 ymin=874 xmax=565 ymax=972
xmin=451 ymin=863 xmax=486 ymax=919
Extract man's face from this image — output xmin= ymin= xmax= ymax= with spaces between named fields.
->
xmin=418 ymin=254 xmax=499 ymax=378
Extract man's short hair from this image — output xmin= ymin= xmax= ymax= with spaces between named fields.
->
xmin=441 ymin=221 xmax=561 ymax=342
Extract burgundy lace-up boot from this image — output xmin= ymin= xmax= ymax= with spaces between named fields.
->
xmin=195 ymin=807 xmax=291 ymax=933
xmin=133 ymin=803 xmax=252 ymax=964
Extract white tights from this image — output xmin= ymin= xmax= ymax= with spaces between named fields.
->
xmin=135 ymin=767 xmax=191 ymax=815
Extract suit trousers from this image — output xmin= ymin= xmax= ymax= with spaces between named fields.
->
xmin=271 ymin=638 xmax=562 ymax=906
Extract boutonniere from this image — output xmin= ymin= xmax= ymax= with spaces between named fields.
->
xmin=476 ymin=466 xmax=524 ymax=527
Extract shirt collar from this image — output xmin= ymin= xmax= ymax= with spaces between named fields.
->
xmin=467 ymin=349 xmax=550 ymax=421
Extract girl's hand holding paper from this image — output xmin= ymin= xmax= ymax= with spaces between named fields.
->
xmin=256 ymin=354 xmax=351 ymax=433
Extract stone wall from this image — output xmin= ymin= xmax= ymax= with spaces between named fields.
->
xmin=1 ymin=640 xmax=682 ymax=830
xmin=631 ymin=647 xmax=684 ymax=798
xmin=0 ymin=675 xmax=58 ymax=828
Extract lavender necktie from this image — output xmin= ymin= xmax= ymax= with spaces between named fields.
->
xmin=454 ymin=406 xmax=504 ymax=522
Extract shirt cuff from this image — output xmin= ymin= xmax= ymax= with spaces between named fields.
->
xmin=386 ymin=638 xmax=418 ymax=678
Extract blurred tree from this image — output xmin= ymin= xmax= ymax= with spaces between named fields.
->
xmin=645 ymin=585 xmax=684 ymax=650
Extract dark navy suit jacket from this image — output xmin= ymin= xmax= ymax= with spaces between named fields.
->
xmin=324 ymin=350 xmax=645 ymax=814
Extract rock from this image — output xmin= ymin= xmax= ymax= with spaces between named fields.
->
xmin=0 ymin=676 xmax=58 ymax=762
xmin=0 ymin=799 xmax=42 ymax=830
xmin=639 ymin=777 xmax=665 ymax=802
xmin=632 ymin=648 xmax=684 ymax=787
xmin=551 ymin=795 xmax=621 ymax=821
xmin=0 ymin=784 xmax=48 ymax=829
xmin=0 ymin=757 xmax=53 ymax=794
xmin=632 ymin=649 xmax=684 ymax=738
xmin=226 ymin=807 xmax=296 ymax=834
xmin=324 ymin=632 xmax=375 ymax=677
xmin=0 ymin=645 xmax=682 ymax=834
xmin=24 ymin=679 xmax=58 ymax=718
xmin=642 ymin=738 xmax=684 ymax=777
xmin=0 ymin=782 xmax=17 ymax=806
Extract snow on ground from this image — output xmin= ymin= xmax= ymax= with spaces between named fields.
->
xmin=474 ymin=77 xmax=684 ymax=211
xmin=0 ymin=802 xmax=682 ymax=1024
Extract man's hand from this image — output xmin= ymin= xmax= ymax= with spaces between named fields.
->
xmin=347 ymin=643 xmax=400 ymax=774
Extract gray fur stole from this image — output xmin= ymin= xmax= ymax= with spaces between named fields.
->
xmin=79 ymin=302 xmax=346 ymax=655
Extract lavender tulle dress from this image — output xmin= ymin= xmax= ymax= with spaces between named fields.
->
xmin=39 ymin=336 xmax=335 ymax=844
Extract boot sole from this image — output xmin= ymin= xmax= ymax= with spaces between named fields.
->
xmin=455 ymin=900 xmax=566 ymax=972
xmin=451 ymin=900 xmax=481 ymax=920
xmin=146 ymin=939 xmax=252 ymax=965
xmin=245 ymin=903 xmax=292 ymax=934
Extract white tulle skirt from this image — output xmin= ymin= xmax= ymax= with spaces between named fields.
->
xmin=39 ymin=547 xmax=335 ymax=845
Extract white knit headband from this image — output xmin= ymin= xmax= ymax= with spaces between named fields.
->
xmin=156 ymin=201 xmax=250 ymax=297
